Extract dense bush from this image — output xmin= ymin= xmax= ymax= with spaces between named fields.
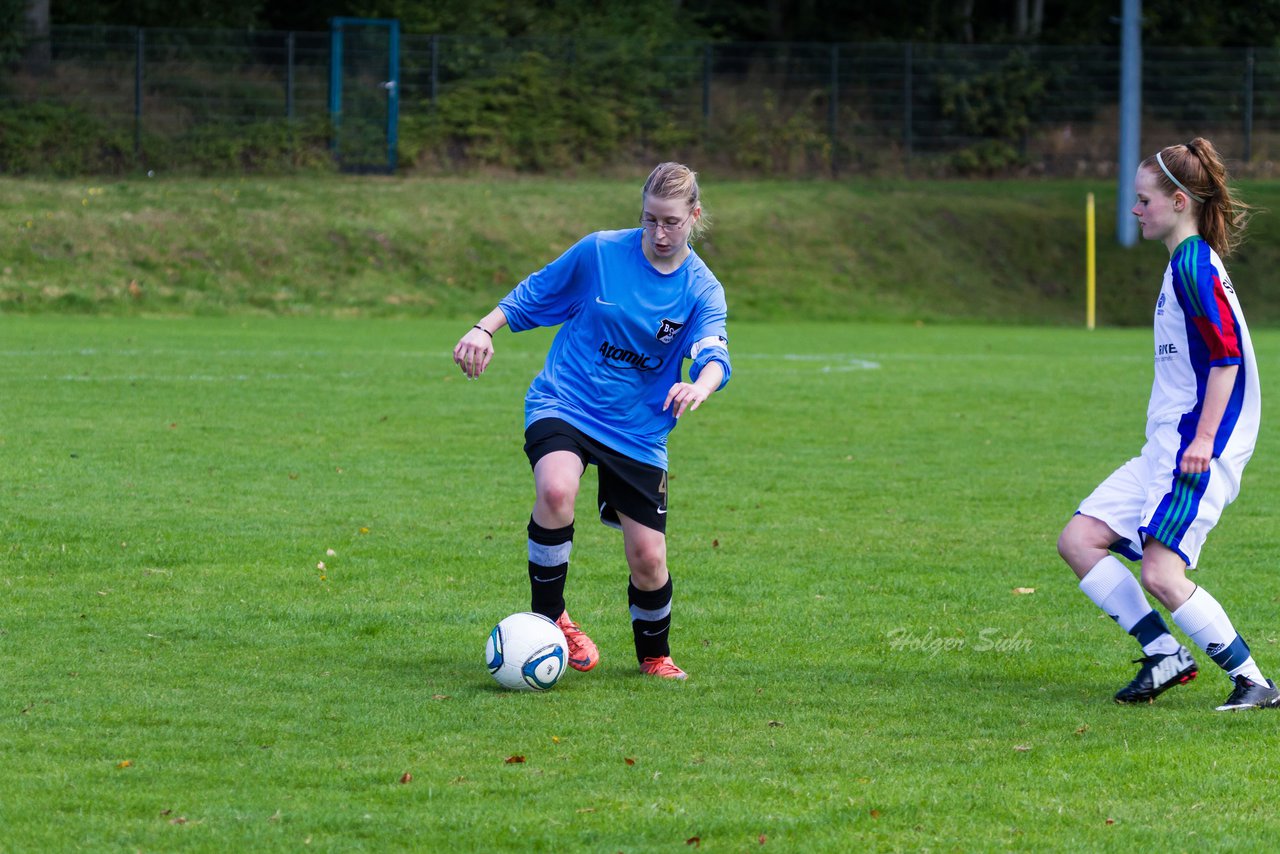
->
xmin=0 ymin=102 xmax=339 ymax=176
xmin=160 ymin=118 xmax=335 ymax=174
xmin=405 ymin=49 xmax=697 ymax=173
xmin=0 ymin=103 xmax=133 ymax=175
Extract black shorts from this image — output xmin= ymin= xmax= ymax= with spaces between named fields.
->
xmin=524 ymin=417 xmax=668 ymax=534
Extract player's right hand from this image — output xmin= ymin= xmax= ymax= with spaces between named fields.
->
xmin=453 ymin=327 xmax=494 ymax=379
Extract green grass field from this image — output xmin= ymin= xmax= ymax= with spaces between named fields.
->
xmin=5 ymin=316 xmax=1280 ymax=851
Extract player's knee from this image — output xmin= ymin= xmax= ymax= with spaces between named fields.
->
xmin=536 ymin=480 xmax=578 ymax=518
xmin=626 ymin=542 xmax=667 ymax=582
xmin=1055 ymin=527 xmax=1074 ymax=563
xmin=1057 ymin=519 xmax=1090 ymax=565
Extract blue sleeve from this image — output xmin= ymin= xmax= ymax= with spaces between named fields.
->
xmin=691 ymin=341 xmax=731 ymax=389
xmin=498 ymin=235 xmax=595 ymax=332
xmin=687 ymin=282 xmax=731 ymax=390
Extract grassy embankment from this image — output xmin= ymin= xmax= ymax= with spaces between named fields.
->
xmin=6 ymin=175 xmax=1280 ymax=325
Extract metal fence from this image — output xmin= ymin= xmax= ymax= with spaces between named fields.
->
xmin=5 ymin=24 xmax=1280 ymax=176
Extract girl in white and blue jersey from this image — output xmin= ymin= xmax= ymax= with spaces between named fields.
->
xmin=453 ymin=163 xmax=731 ymax=680
xmin=1058 ymin=138 xmax=1275 ymax=711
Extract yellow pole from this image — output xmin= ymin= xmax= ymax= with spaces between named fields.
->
xmin=1086 ymin=192 xmax=1096 ymax=330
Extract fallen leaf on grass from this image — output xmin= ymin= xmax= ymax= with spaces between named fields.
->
xmin=624 ymin=757 xmax=635 ymax=766
xmin=685 ymin=838 xmax=700 ymax=847
xmin=116 ymin=760 xmax=133 ymax=769
xmin=431 ymin=694 xmax=451 ymax=701
xmin=1075 ymin=724 xmax=1090 ymax=735
xmin=1106 ymin=818 xmax=1115 ymax=825
xmin=504 ymin=755 xmax=525 ymax=764
xmin=1012 ymin=587 xmax=1036 ymax=595
xmin=759 ymin=834 xmax=767 ymax=844
xmin=1013 ymin=745 xmax=1032 ymax=752
xmin=399 ymin=773 xmax=412 ymax=784
xmin=870 ymin=809 xmax=881 ymax=819
xmin=767 ymin=720 xmax=784 ymax=728
xmin=170 ymin=817 xmax=187 ymax=825
xmin=268 ymin=810 xmax=281 ymax=822
xmin=576 ymin=807 xmax=595 ymax=814
xmin=551 ymin=736 xmax=560 ymax=744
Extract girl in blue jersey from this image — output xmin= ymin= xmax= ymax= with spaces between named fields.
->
xmin=1058 ymin=138 xmax=1276 ymax=711
xmin=453 ymin=162 xmax=731 ymax=680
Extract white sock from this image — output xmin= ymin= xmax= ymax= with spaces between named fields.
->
xmin=1171 ymin=586 xmax=1266 ymax=683
xmin=1079 ymin=555 xmax=1181 ymax=656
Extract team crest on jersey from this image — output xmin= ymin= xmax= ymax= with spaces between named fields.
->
xmin=656 ymin=318 xmax=684 ymax=344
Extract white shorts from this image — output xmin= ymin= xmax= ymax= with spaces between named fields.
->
xmin=1077 ymin=423 xmax=1243 ymax=569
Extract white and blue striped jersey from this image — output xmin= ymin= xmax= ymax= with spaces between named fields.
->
xmin=498 ymin=229 xmax=731 ymax=469
xmin=1148 ymin=235 xmax=1259 ymax=472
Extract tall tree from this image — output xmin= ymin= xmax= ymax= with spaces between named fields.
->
xmin=40 ymin=0 xmax=1280 ymax=46
xmin=51 ymin=0 xmax=263 ymax=27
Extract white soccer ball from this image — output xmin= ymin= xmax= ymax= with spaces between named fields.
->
xmin=485 ymin=612 xmax=568 ymax=691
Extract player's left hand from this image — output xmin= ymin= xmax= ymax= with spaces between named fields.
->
xmin=664 ymin=382 xmax=710 ymax=419
xmin=1180 ymin=437 xmax=1213 ymax=475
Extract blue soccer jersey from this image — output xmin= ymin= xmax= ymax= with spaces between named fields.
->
xmin=498 ymin=229 xmax=731 ymax=469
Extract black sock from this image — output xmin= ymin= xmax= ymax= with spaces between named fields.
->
xmin=629 ymin=576 xmax=673 ymax=662
xmin=528 ymin=517 xmax=573 ymax=621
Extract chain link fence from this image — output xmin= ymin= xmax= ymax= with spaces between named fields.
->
xmin=4 ymin=24 xmax=1280 ymax=176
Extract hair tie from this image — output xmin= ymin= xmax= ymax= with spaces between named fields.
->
xmin=1156 ymin=151 xmax=1205 ymax=204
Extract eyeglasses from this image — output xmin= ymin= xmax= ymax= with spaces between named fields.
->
xmin=639 ymin=211 xmax=693 ymax=233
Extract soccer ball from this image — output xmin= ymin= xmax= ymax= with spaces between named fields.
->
xmin=485 ymin=612 xmax=568 ymax=691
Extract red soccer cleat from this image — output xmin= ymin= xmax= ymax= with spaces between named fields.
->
xmin=639 ymin=655 xmax=687 ymax=680
xmin=556 ymin=610 xmax=599 ymax=672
